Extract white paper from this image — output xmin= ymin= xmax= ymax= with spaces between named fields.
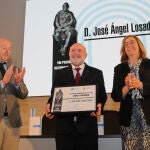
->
xmin=51 ymin=85 xmax=96 ymax=113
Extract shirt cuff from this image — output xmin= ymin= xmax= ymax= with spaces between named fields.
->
xmin=0 ymin=80 xmax=5 ymax=89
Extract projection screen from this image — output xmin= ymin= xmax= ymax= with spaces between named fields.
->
xmin=23 ymin=0 xmax=150 ymax=96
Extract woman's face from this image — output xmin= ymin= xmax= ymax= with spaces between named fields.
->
xmin=124 ymin=37 xmax=140 ymax=59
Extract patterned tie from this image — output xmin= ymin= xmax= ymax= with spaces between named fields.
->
xmin=75 ymin=67 xmax=81 ymax=84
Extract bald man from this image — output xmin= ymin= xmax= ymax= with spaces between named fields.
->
xmin=45 ymin=43 xmax=107 ymax=150
xmin=0 ymin=38 xmax=28 ymax=150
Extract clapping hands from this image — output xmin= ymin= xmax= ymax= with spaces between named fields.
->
xmin=2 ymin=65 xmax=26 ymax=85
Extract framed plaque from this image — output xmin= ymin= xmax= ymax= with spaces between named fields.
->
xmin=51 ymin=85 xmax=96 ymax=114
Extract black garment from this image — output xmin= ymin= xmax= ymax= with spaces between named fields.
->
xmin=48 ymin=64 xmax=107 ymax=150
xmin=56 ymin=126 xmax=98 ymax=150
xmin=0 ymin=62 xmax=8 ymax=116
xmin=111 ymin=59 xmax=150 ymax=126
xmin=0 ymin=62 xmax=6 ymax=77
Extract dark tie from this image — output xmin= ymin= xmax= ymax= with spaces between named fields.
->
xmin=0 ymin=62 xmax=6 ymax=77
xmin=75 ymin=68 xmax=81 ymax=84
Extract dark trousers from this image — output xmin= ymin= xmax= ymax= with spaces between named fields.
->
xmin=56 ymin=126 xmax=98 ymax=150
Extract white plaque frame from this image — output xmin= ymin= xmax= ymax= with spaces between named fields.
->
xmin=51 ymin=85 xmax=96 ymax=113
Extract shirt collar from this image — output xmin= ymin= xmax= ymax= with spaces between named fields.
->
xmin=71 ymin=63 xmax=85 ymax=70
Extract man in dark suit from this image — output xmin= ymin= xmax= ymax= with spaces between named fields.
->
xmin=45 ymin=43 xmax=107 ymax=150
xmin=0 ymin=38 xmax=28 ymax=150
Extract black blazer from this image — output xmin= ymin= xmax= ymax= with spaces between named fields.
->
xmin=111 ymin=59 xmax=150 ymax=126
xmin=48 ymin=64 xmax=107 ymax=135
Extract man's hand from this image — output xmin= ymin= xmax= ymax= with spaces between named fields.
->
xmin=14 ymin=67 xmax=26 ymax=85
xmin=90 ymin=103 xmax=102 ymax=117
xmin=45 ymin=103 xmax=54 ymax=119
xmin=2 ymin=65 xmax=13 ymax=85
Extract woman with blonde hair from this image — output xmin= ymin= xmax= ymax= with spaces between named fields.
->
xmin=111 ymin=35 xmax=150 ymax=150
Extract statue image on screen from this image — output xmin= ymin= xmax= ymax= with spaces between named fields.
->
xmin=53 ymin=2 xmax=77 ymax=57
xmin=53 ymin=89 xmax=63 ymax=112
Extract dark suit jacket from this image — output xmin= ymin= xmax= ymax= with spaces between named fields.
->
xmin=0 ymin=65 xmax=28 ymax=128
xmin=48 ymin=64 xmax=107 ymax=135
xmin=111 ymin=59 xmax=150 ymax=126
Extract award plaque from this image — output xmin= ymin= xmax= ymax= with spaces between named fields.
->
xmin=51 ymin=85 xmax=96 ymax=114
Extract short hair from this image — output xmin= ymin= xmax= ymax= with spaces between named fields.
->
xmin=120 ymin=35 xmax=147 ymax=62
xmin=69 ymin=43 xmax=86 ymax=53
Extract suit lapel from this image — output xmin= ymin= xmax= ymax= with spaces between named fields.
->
xmin=67 ymin=65 xmax=76 ymax=85
xmin=79 ymin=64 xmax=90 ymax=84
xmin=139 ymin=59 xmax=145 ymax=78
xmin=67 ymin=64 xmax=91 ymax=85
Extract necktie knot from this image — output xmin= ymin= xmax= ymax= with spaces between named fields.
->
xmin=75 ymin=67 xmax=81 ymax=72
xmin=75 ymin=67 xmax=81 ymax=84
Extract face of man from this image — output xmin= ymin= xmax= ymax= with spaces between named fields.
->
xmin=69 ymin=43 xmax=87 ymax=67
xmin=0 ymin=39 xmax=12 ymax=62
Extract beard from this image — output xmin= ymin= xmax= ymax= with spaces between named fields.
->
xmin=70 ymin=57 xmax=84 ymax=67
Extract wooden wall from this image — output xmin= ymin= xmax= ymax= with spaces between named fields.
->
xmin=19 ymin=94 xmax=120 ymax=135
